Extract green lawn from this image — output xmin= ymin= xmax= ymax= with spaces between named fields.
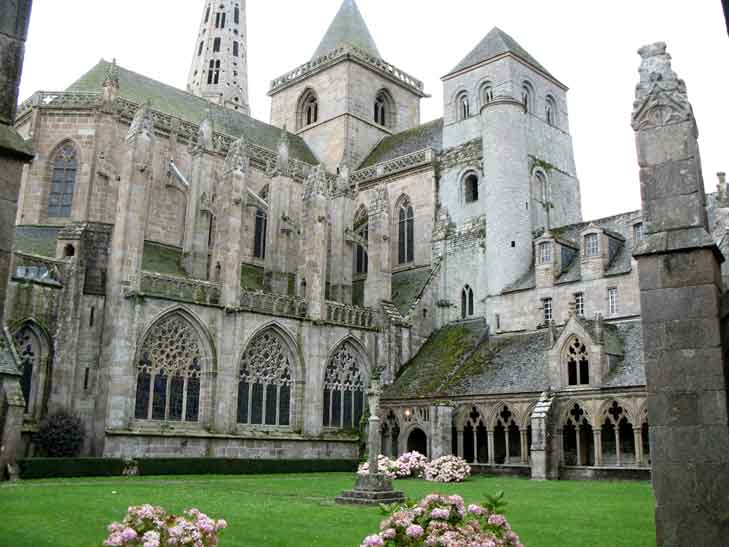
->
xmin=0 ymin=473 xmax=655 ymax=546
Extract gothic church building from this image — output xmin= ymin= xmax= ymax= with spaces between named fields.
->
xmin=4 ymin=0 xmax=726 ymax=479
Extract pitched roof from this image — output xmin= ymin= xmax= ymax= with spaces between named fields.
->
xmin=313 ymin=0 xmax=381 ymax=60
xmin=360 ymin=118 xmax=443 ymax=168
xmin=446 ymin=27 xmax=554 ymax=80
xmin=68 ymin=60 xmax=318 ymax=164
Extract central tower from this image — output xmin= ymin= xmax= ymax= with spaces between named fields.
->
xmin=188 ymin=0 xmax=250 ymax=114
xmin=268 ymin=0 xmax=427 ymax=170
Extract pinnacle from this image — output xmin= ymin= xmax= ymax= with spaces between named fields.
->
xmin=312 ymin=0 xmax=381 ymax=60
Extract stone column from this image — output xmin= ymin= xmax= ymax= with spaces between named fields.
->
xmin=633 ymin=427 xmax=642 ymax=466
xmin=364 ymin=184 xmax=392 ymax=308
xmin=472 ymin=429 xmax=478 ymax=463
xmin=429 ymin=404 xmax=453 ymax=460
xmin=632 ymin=42 xmax=729 ymax=545
xmin=593 ymin=429 xmax=603 ymax=466
xmin=504 ymin=428 xmax=510 ymax=464
xmin=213 ymin=137 xmax=248 ymax=307
xmin=487 ymin=430 xmax=495 ymax=465
xmin=520 ymin=430 xmax=529 ymax=464
xmin=457 ymin=430 xmax=464 ymax=458
xmin=576 ymin=425 xmax=583 ymax=466
xmin=615 ymin=426 xmax=622 ymax=467
xmin=299 ymin=166 xmax=329 ymax=320
xmin=0 ymin=369 xmax=25 ymax=478
xmin=328 ymin=168 xmax=355 ymax=304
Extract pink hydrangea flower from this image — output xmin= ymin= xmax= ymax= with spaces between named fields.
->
xmin=406 ymin=524 xmax=424 ymax=538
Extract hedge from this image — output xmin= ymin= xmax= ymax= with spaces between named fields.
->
xmin=17 ymin=458 xmax=358 ymax=480
xmin=18 ymin=458 xmax=126 ymax=479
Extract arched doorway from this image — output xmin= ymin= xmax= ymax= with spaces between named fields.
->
xmin=407 ymin=428 xmax=428 ymax=456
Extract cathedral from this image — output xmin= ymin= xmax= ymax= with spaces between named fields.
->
xmin=3 ymin=0 xmax=726 ymax=479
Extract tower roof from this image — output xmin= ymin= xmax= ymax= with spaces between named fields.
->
xmin=312 ymin=0 xmax=381 ymax=60
xmin=446 ymin=27 xmax=555 ymax=81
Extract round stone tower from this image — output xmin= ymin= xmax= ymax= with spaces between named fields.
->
xmin=187 ymin=0 xmax=250 ymax=115
xmin=481 ymin=88 xmax=533 ymax=296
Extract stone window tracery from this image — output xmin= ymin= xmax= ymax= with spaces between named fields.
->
xmin=566 ymin=337 xmax=589 ymax=386
xmin=48 ymin=142 xmax=77 ymax=218
xmin=461 ymin=285 xmax=474 ymax=319
xmin=298 ymin=90 xmax=319 ymax=129
xmin=322 ymin=341 xmax=366 ymax=429
xmin=397 ymin=197 xmax=414 ymax=265
xmin=237 ymin=329 xmax=294 ymax=427
xmin=134 ymin=314 xmax=205 ymax=423
xmin=14 ymin=326 xmax=42 ymax=414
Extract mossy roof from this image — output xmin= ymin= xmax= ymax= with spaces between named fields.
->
xmin=392 ymin=267 xmax=432 ymax=316
xmin=141 ymin=242 xmax=187 ymax=278
xmin=68 ymin=60 xmax=317 ymax=164
xmin=14 ymin=226 xmax=60 ymax=257
xmin=446 ymin=27 xmax=556 ymax=81
xmin=360 ymin=118 xmax=443 ymax=168
xmin=313 ymin=0 xmax=381 ymax=60
xmin=240 ymin=263 xmax=264 ymax=291
xmin=0 ymin=330 xmax=20 ymax=376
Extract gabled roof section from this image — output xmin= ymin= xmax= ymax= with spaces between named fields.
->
xmin=360 ymin=118 xmax=443 ymax=168
xmin=68 ymin=60 xmax=318 ymax=164
xmin=313 ymin=0 xmax=381 ymax=60
xmin=445 ymin=27 xmax=555 ymax=81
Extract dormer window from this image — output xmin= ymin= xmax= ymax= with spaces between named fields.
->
xmin=633 ymin=222 xmax=644 ymax=242
xmin=566 ymin=337 xmax=589 ymax=386
xmin=538 ymin=242 xmax=552 ymax=264
xmin=584 ymin=233 xmax=599 ymax=257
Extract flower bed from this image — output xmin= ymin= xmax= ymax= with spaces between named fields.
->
xmin=424 ymin=456 xmax=471 ymax=483
xmin=360 ymin=493 xmax=523 ymax=547
xmin=358 ymin=452 xmax=430 ymax=480
xmin=103 ymin=505 xmax=227 ymax=546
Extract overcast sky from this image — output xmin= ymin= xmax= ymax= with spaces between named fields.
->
xmin=18 ymin=0 xmax=729 ymax=222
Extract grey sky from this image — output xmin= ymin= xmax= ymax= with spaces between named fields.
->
xmin=18 ymin=0 xmax=728 ymax=222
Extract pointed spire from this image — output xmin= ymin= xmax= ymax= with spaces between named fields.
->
xmin=447 ymin=27 xmax=553 ymax=79
xmin=102 ymin=58 xmax=120 ymax=103
xmin=312 ymin=0 xmax=381 ymax=60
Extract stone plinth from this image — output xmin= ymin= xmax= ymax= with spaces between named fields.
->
xmin=335 ymin=473 xmax=405 ymax=506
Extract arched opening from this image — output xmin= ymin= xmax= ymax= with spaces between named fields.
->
xmin=13 ymin=323 xmax=51 ymax=417
xmin=545 ymin=95 xmax=558 ymax=127
xmin=382 ymin=410 xmax=400 ymax=458
xmin=297 ymin=89 xmax=319 ymax=129
xmin=397 ymin=197 xmax=414 ymax=265
xmin=253 ymin=209 xmax=267 ymax=259
xmin=531 ymin=170 xmax=549 ymax=230
xmin=407 ymin=428 xmax=428 ymax=456
xmin=374 ymin=89 xmax=395 ymax=128
xmin=48 ymin=142 xmax=77 ymax=218
xmin=461 ymin=285 xmax=474 ymax=319
xmin=566 ymin=337 xmax=589 ymax=386
xmin=493 ymin=405 xmax=520 ymax=464
xmin=353 ymin=207 xmax=368 ymax=277
xmin=521 ymin=82 xmax=534 ymax=113
xmin=457 ymin=93 xmax=470 ymax=121
xmin=322 ymin=340 xmax=366 ymax=429
xmin=619 ymin=416 xmax=636 ymax=465
xmin=237 ymin=328 xmax=296 ymax=427
xmin=562 ymin=402 xmax=595 ymax=467
xmin=464 ymin=172 xmax=479 ymax=203
xmin=134 ymin=312 xmax=209 ymax=423
xmin=481 ymin=84 xmax=494 ymax=106
xmin=601 ymin=418 xmax=617 ymax=465
xmin=63 ymin=244 xmax=75 ymax=258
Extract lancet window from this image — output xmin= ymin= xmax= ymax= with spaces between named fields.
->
xmin=566 ymin=337 xmax=589 ymax=386
xmin=48 ymin=143 xmax=77 ymax=218
xmin=323 ymin=341 xmax=366 ymax=429
xmin=398 ymin=198 xmax=414 ymax=265
xmin=237 ymin=329 xmax=294 ymax=427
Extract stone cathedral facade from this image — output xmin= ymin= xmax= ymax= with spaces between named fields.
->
xmin=4 ymin=0 xmax=726 ymax=479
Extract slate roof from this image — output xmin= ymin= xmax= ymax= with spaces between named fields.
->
xmin=392 ymin=267 xmax=433 ymax=316
xmin=446 ymin=27 xmax=556 ymax=81
xmin=68 ymin=60 xmax=317 ymax=164
xmin=360 ymin=118 xmax=443 ymax=168
xmin=14 ymin=226 xmax=60 ymax=257
xmin=603 ymin=321 xmax=646 ymax=388
xmin=0 ymin=329 xmax=21 ymax=377
xmin=503 ymin=210 xmax=643 ymax=294
xmin=313 ymin=0 xmax=381 ymax=60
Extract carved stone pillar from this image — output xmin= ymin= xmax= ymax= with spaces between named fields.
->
xmin=520 ymin=429 xmax=529 ymax=464
xmin=504 ymin=428 xmax=510 ymax=464
xmin=487 ymin=430 xmax=495 ymax=465
xmin=593 ymin=429 xmax=603 ymax=466
xmin=364 ymin=184 xmax=392 ymax=308
xmin=633 ymin=427 xmax=642 ymax=466
xmin=472 ymin=429 xmax=479 ymax=463
xmin=615 ymin=426 xmax=622 ymax=467
xmin=576 ymin=425 xmax=583 ymax=466
xmin=457 ymin=430 xmax=464 ymax=458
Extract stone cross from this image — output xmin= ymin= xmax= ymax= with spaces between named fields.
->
xmin=366 ymin=376 xmax=382 ymax=474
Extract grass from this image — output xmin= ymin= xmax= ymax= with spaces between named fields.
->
xmin=0 ymin=473 xmax=655 ymax=546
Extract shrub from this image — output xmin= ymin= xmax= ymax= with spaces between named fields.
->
xmin=18 ymin=458 xmax=125 ymax=479
xmin=103 ymin=505 xmax=227 ymax=547
xmin=360 ymin=493 xmax=523 ymax=547
xmin=394 ymin=452 xmax=429 ymax=479
xmin=33 ymin=409 xmax=85 ymax=457
xmin=358 ymin=455 xmax=400 ymax=480
xmin=136 ymin=458 xmax=358 ymax=476
xmin=423 ymin=455 xmax=471 ymax=483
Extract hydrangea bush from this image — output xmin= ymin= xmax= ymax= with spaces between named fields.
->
xmin=358 ymin=455 xmax=401 ymax=480
xmin=360 ymin=494 xmax=523 ymax=547
xmin=424 ymin=456 xmax=471 ymax=483
xmin=394 ymin=452 xmax=429 ymax=479
xmin=103 ymin=505 xmax=227 ymax=547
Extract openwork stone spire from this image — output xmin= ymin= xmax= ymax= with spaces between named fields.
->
xmin=126 ymin=101 xmax=154 ymax=144
xmin=303 ymin=164 xmax=329 ymax=200
xmin=224 ymin=135 xmax=250 ymax=175
xmin=631 ymin=42 xmax=693 ymax=132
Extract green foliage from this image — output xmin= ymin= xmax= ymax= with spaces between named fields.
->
xmin=482 ymin=491 xmax=508 ymax=514
xmin=135 ymin=458 xmax=358 ymax=476
xmin=0 ymin=474 xmax=655 ymax=547
xmin=33 ymin=409 xmax=85 ymax=458
xmin=18 ymin=458 xmax=126 ymax=479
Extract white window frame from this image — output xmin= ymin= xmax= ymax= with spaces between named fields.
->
xmin=543 ymin=298 xmax=553 ymax=323
xmin=584 ymin=233 xmax=599 ymax=257
xmin=633 ymin=222 xmax=644 ymax=242
xmin=539 ymin=242 xmax=552 ymax=264
xmin=575 ymin=292 xmax=585 ymax=317
xmin=608 ymin=287 xmax=618 ymax=316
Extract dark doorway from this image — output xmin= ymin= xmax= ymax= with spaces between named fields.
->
xmin=407 ymin=428 xmax=428 ymax=456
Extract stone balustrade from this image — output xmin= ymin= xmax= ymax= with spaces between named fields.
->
xmin=13 ymin=252 xmax=67 ymax=285
xmin=350 ymin=148 xmax=433 ymax=186
xmin=140 ymin=272 xmax=221 ymax=306
xmin=270 ymin=45 xmax=425 ymax=96
xmin=325 ymin=301 xmax=376 ymax=329
xmin=17 ymin=90 xmax=102 ymax=118
xmin=239 ymin=289 xmax=307 ymax=318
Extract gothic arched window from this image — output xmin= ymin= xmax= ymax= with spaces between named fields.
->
xmin=566 ymin=337 xmax=589 ymax=386
xmin=48 ymin=142 xmax=77 ymax=218
xmin=237 ymin=329 xmax=294 ymax=427
xmin=254 ymin=209 xmax=267 ymax=259
xmin=461 ymin=285 xmax=474 ymax=319
xmin=208 ymin=60 xmax=221 ymax=85
xmin=398 ymin=198 xmax=415 ymax=265
xmin=374 ymin=89 xmax=395 ymax=128
xmin=298 ymin=90 xmax=319 ymax=129
xmin=134 ymin=313 xmax=206 ymax=422
xmin=354 ymin=207 xmax=368 ymax=276
xmin=481 ymin=84 xmax=494 ymax=106
xmin=521 ymin=82 xmax=534 ymax=113
xmin=464 ymin=172 xmax=479 ymax=203
xmin=323 ymin=341 xmax=366 ymax=429
xmin=13 ymin=325 xmax=44 ymax=414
